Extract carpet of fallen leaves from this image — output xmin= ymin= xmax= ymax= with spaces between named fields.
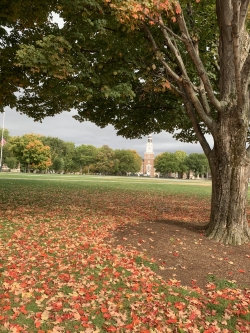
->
xmin=0 ymin=178 xmax=249 ymax=333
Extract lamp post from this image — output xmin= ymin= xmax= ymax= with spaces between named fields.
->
xmin=0 ymin=109 xmax=5 ymax=170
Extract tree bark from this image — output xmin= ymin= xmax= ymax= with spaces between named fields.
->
xmin=206 ymin=160 xmax=250 ymax=245
xmin=205 ymin=109 xmax=250 ymax=245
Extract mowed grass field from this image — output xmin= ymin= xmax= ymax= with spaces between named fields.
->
xmin=0 ymin=173 xmax=249 ymax=333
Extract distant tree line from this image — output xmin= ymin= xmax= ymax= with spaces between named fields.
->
xmin=1 ymin=129 xmax=208 ymax=177
xmin=0 ymin=129 xmax=142 ymax=175
xmin=154 ymin=150 xmax=209 ymax=178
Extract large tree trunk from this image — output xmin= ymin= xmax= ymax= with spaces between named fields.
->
xmin=203 ymin=2 xmax=250 ymax=245
xmin=205 ymin=109 xmax=250 ymax=245
xmin=206 ymin=158 xmax=250 ymax=245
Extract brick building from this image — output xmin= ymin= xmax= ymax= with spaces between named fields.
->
xmin=141 ymin=134 xmax=155 ymax=177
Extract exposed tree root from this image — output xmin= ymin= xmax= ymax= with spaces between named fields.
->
xmin=205 ymin=222 xmax=250 ymax=245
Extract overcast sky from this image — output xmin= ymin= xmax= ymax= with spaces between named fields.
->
xmin=2 ymin=107 xmax=212 ymax=157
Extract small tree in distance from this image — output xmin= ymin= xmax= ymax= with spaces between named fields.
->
xmin=52 ymin=157 xmax=64 ymax=173
xmin=74 ymin=144 xmax=98 ymax=174
xmin=95 ymin=145 xmax=119 ymax=175
xmin=154 ymin=150 xmax=188 ymax=177
xmin=114 ymin=149 xmax=142 ymax=175
xmin=9 ymin=134 xmax=52 ymax=172
xmin=186 ymin=153 xmax=209 ymax=178
xmin=174 ymin=150 xmax=188 ymax=177
xmin=154 ymin=152 xmax=180 ymax=176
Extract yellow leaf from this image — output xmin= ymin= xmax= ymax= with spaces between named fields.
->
xmin=41 ymin=309 xmax=50 ymax=321
xmin=73 ymin=310 xmax=81 ymax=320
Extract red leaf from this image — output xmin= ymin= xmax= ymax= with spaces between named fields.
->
xmin=174 ymin=302 xmax=186 ymax=310
xmin=189 ymin=312 xmax=198 ymax=320
xmin=36 ymin=312 xmax=42 ymax=319
xmin=103 ymin=313 xmax=111 ymax=319
xmin=101 ymin=307 xmax=108 ymax=313
xmin=20 ymin=305 xmax=28 ymax=314
xmin=175 ymin=4 xmax=181 ymax=15
xmin=106 ymin=327 xmax=117 ymax=332
xmin=167 ymin=318 xmax=177 ymax=324
xmin=124 ymin=324 xmax=134 ymax=329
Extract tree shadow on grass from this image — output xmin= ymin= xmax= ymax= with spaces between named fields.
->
xmin=152 ymin=219 xmax=207 ymax=233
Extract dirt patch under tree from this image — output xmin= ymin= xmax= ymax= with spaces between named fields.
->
xmin=110 ymin=219 xmax=250 ymax=290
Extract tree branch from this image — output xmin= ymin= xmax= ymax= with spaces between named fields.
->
xmin=180 ymin=86 xmax=212 ymax=158
xmin=144 ymin=13 xmax=183 ymax=42
xmin=240 ymin=67 xmax=250 ymax=99
xmin=232 ymin=0 xmax=243 ymax=107
xmin=176 ymin=11 xmax=222 ymax=113
xmin=143 ymin=24 xmax=181 ymax=84
xmin=158 ymin=15 xmax=189 ymax=79
xmin=198 ymin=86 xmax=211 ymax=116
xmin=239 ymin=1 xmax=250 ymax=93
xmin=192 ymin=39 xmax=211 ymax=116
xmin=239 ymin=0 xmax=250 ymax=31
xmin=182 ymin=77 xmax=214 ymax=133
xmin=143 ymin=19 xmax=214 ymax=134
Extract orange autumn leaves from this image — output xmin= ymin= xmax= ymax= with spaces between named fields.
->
xmin=104 ymin=0 xmax=182 ymax=26
xmin=0 ymin=179 xmax=249 ymax=332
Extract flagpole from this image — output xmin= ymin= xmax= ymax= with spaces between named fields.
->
xmin=0 ymin=109 xmax=5 ymax=169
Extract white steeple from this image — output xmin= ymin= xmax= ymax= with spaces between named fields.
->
xmin=146 ymin=134 xmax=154 ymax=154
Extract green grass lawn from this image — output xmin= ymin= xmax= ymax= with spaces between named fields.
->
xmin=0 ymin=172 xmax=213 ymax=195
xmin=0 ymin=173 xmax=249 ymax=332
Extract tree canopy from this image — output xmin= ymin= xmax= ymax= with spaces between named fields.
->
xmin=9 ymin=0 xmax=218 ymax=141
xmin=0 ymin=0 xmax=58 ymax=109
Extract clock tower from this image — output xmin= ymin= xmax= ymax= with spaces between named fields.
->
xmin=143 ymin=134 xmax=155 ymax=177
